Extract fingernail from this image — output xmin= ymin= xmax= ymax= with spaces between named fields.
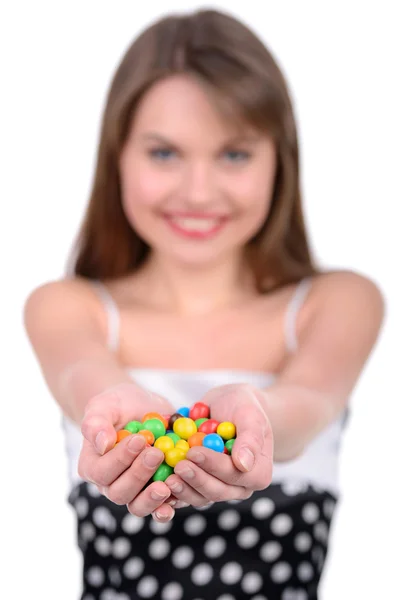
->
xmin=128 ymin=435 xmax=146 ymax=453
xmin=169 ymin=482 xmax=183 ymax=494
xmin=175 ymin=501 xmax=190 ymax=509
xmin=154 ymin=509 xmax=174 ymax=521
xmin=238 ymin=447 xmax=255 ymax=471
xmin=151 ymin=489 xmax=169 ymax=500
xmin=95 ymin=431 xmax=108 ymax=455
xmin=178 ymin=467 xmax=195 ymax=479
xmin=167 ymin=500 xmax=177 ymax=507
xmin=144 ymin=451 xmax=162 ymax=468
xmin=189 ymin=451 xmax=204 ymax=464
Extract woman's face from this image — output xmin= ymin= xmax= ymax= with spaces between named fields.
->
xmin=119 ymin=74 xmax=277 ymax=269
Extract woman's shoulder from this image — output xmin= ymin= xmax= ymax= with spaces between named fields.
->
xmin=300 ymin=269 xmax=385 ymax=341
xmin=308 ymin=269 xmax=384 ymax=308
xmin=24 ymin=276 xmax=106 ymax=337
xmin=25 ymin=276 xmax=99 ymax=308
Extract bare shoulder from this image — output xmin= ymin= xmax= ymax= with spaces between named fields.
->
xmin=24 ymin=277 xmax=105 ymax=340
xmin=309 ymin=269 xmax=385 ymax=320
xmin=299 ymin=269 xmax=385 ymax=351
xmin=279 ymin=270 xmax=385 ymax=400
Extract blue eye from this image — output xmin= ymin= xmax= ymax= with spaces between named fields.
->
xmin=149 ymin=148 xmax=176 ymax=161
xmin=223 ymin=150 xmax=251 ymax=162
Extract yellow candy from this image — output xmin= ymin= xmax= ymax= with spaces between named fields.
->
xmin=154 ymin=435 xmax=175 ymax=453
xmin=216 ymin=421 xmax=236 ymax=440
xmin=173 ymin=417 xmax=197 ymax=440
xmin=165 ymin=447 xmax=187 ymax=468
xmin=175 ymin=439 xmax=189 ymax=451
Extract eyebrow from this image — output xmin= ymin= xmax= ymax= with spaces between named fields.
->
xmin=140 ymin=132 xmax=260 ymax=146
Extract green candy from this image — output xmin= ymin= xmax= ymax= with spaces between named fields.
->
xmin=195 ymin=418 xmax=208 ymax=428
xmin=124 ymin=420 xmax=142 ymax=434
xmin=225 ymin=439 xmax=235 ymax=454
xmin=166 ymin=432 xmax=180 ymax=445
xmin=142 ymin=418 xmax=166 ymax=440
xmin=152 ymin=462 xmax=174 ymax=482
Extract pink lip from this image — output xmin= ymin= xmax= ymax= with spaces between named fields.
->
xmin=163 ymin=214 xmax=228 ymax=240
xmin=164 ymin=211 xmax=227 ymax=218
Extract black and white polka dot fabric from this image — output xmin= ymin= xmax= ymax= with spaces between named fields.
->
xmin=69 ymin=480 xmax=336 ymax=599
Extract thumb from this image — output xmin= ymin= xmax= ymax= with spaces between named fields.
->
xmin=81 ymin=390 xmax=121 ymax=455
xmin=231 ymin=403 xmax=270 ymax=473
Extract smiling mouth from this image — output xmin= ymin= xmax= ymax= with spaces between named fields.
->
xmin=163 ymin=214 xmax=228 ymax=239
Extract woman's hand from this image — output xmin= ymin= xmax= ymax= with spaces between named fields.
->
xmin=165 ymin=384 xmax=274 ymax=507
xmin=78 ymin=382 xmax=177 ymax=521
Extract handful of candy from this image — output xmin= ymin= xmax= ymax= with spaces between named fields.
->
xmin=115 ymin=402 xmax=236 ymax=482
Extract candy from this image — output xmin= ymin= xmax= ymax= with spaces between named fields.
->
xmin=152 ymin=462 xmax=174 ymax=482
xmin=142 ymin=418 xmax=166 ymax=440
xmin=115 ymin=429 xmax=131 ymax=443
xmin=173 ymin=417 xmax=197 ymax=440
xmin=138 ymin=429 xmax=155 ymax=445
xmin=189 ymin=402 xmax=210 ymax=421
xmin=202 ymin=433 xmax=225 ymax=453
xmin=116 ymin=403 xmax=238 ymax=487
xmin=198 ymin=419 xmax=219 ymax=435
xmin=225 ymin=439 xmax=235 ymax=454
xmin=175 ymin=439 xmax=190 ymax=451
xmin=168 ymin=413 xmax=184 ymax=430
xmin=154 ymin=435 xmax=175 ymax=453
xmin=124 ymin=420 xmax=142 ymax=434
xmin=142 ymin=412 xmax=169 ymax=429
xmin=188 ymin=432 xmax=206 ymax=447
xmin=216 ymin=421 xmax=236 ymax=440
xmin=177 ymin=406 xmax=190 ymax=417
xmin=166 ymin=432 xmax=181 ymax=444
xmin=165 ymin=447 xmax=187 ymax=467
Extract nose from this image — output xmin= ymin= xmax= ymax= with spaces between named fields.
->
xmin=181 ymin=162 xmax=215 ymax=207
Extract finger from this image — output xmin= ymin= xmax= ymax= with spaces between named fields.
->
xmin=165 ymin=474 xmax=209 ymax=508
xmin=185 ymin=447 xmax=245 ymax=486
xmin=125 ymin=481 xmax=171 ymax=517
xmin=186 ymin=444 xmax=272 ymax=492
xmin=103 ymin=446 xmax=165 ymax=504
xmin=81 ymin=391 xmax=122 ymax=454
xmin=81 ymin=383 xmax=155 ymax=455
xmin=231 ymin=400 xmax=271 ymax=473
xmin=78 ymin=433 xmax=147 ymax=485
xmin=151 ymin=505 xmax=175 ymax=522
xmin=172 ymin=460 xmax=251 ymax=505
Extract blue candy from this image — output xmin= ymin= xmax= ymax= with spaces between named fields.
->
xmin=202 ymin=433 xmax=225 ymax=453
xmin=177 ymin=406 xmax=190 ymax=417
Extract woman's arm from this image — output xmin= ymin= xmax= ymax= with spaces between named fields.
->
xmin=158 ymin=271 xmax=385 ymax=508
xmin=24 ymin=278 xmax=178 ymax=520
xmin=260 ymin=271 xmax=385 ymax=461
xmin=24 ymin=279 xmax=140 ymax=424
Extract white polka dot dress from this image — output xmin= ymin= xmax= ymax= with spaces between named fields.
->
xmin=71 ymin=481 xmax=336 ymax=599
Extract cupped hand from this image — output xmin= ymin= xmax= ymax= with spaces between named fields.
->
xmin=78 ymin=382 xmax=176 ymax=521
xmin=165 ymin=384 xmax=273 ymax=507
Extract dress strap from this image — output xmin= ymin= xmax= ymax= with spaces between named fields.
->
xmin=91 ymin=280 xmax=120 ymax=353
xmin=284 ymin=277 xmax=313 ymax=354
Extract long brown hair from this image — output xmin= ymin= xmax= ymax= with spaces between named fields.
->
xmin=68 ymin=8 xmax=319 ymax=292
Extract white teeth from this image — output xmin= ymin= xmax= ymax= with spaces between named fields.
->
xmin=170 ymin=217 xmax=220 ymax=232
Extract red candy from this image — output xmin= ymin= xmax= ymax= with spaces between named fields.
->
xmin=189 ymin=402 xmax=210 ymax=421
xmin=198 ymin=419 xmax=219 ymax=434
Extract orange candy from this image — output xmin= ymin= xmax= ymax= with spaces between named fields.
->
xmin=138 ymin=429 xmax=155 ymax=445
xmin=142 ymin=412 xmax=168 ymax=430
xmin=115 ymin=429 xmax=131 ymax=445
xmin=188 ymin=432 xmax=206 ymax=447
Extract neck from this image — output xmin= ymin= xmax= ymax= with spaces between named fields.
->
xmin=137 ymin=251 xmax=256 ymax=315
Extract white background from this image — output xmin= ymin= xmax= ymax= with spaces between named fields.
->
xmin=2 ymin=1 xmax=399 ymax=598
